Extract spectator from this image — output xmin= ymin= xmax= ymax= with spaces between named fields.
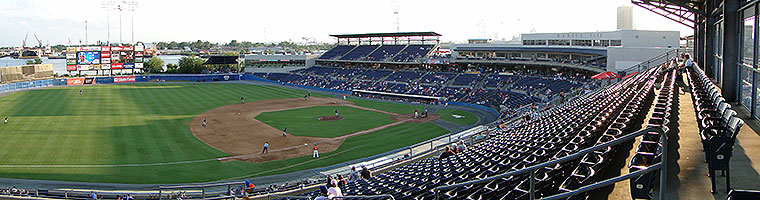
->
xmin=326 ymin=180 xmax=343 ymax=199
xmin=360 ymin=166 xmax=373 ymax=179
xmin=349 ymin=166 xmax=361 ymax=181
xmin=90 ymin=192 xmax=97 ymax=200
xmin=337 ymin=175 xmax=347 ymax=187
xmin=439 ymin=146 xmax=455 ymax=159
xmin=457 ymin=141 xmax=467 ymax=152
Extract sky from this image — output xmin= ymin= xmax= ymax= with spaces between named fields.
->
xmin=0 ymin=0 xmax=694 ymax=47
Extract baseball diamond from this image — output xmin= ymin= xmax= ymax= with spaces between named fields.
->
xmin=0 ymin=83 xmax=463 ymax=184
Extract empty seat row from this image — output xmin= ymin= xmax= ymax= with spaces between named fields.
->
xmin=686 ymin=64 xmax=744 ymax=193
xmin=628 ymin=67 xmax=676 ymax=200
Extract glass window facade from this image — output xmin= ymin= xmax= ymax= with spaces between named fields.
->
xmin=738 ymin=4 xmax=759 ymax=117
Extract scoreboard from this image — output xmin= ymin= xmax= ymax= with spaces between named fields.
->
xmin=66 ymin=45 xmax=145 ymax=71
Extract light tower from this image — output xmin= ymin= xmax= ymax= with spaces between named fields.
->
xmin=102 ymin=0 xmax=138 ymax=45
xmin=392 ymin=1 xmax=400 ymax=32
xmin=101 ymin=0 xmax=115 ymax=45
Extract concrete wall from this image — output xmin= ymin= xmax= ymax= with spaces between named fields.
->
xmin=619 ymin=30 xmax=679 ymax=48
xmin=0 ymin=64 xmax=54 ymax=83
xmin=607 ymin=47 xmax=674 ymax=72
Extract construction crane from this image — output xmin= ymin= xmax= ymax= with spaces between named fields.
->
xmin=22 ymin=32 xmax=29 ymax=48
xmin=33 ymin=33 xmax=43 ymax=48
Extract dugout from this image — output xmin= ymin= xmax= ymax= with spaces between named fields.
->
xmin=352 ymin=89 xmax=444 ymax=104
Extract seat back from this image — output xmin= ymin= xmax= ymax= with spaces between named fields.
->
xmin=718 ymin=102 xmax=732 ymax=115
xmin=728 ymin=116 xmax=744 ymax=138
xmin=723 ymin=110 xmax=737 ymax=122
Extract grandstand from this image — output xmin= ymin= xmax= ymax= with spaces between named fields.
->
xmin=316 ymin=32 xmax=441 ymax=64
xmin=253 ymin=65 xmax=574 ymax=112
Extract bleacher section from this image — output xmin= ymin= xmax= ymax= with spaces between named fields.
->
xmin=340 ymin=45 xmax=380 ymax=61
xmin=394 ymin=45 xmax=434 ymax=62
xmin=318 ymin=45 xmax=355 ymax=60
xmin=314 ymin=66 xmax=662 ymax=199
xmin=451 ymin=74 xmax=483 ymax=86
xmin=367 ymin=45 xmax=406 ymax=61
xmin=483 ymin=74 xmax=518 ymax=88
xmin=419 ymin=72 xmax=457 ymax=85
xmin=385 ymin=71 xmax=423 ymax=82
xmin=357 ymin=69 xmax=393 ymax=81
xmin=256 ymin=66 xmax=583 ymax=111
xmin=318 ymin=44 xmax=436 ymax=63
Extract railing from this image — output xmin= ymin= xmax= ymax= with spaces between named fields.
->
xmin=434 ymin=126 xmax=666 ymax=200
xmin=619 ymin=48 xmax=692 ymax=76
xmin=158 ymin=181 xmax=243 ymax=200
xmin=265 ymin=194 xmax=395 ymax=200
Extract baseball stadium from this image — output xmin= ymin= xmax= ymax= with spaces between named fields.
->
xmin=2 ymin=0 xmax=760 ymax=199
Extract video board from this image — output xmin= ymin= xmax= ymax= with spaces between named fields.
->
xmin=66 ymin=45 xmax=144 ymax=71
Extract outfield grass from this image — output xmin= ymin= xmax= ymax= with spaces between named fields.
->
xmin=436 ymin=108 xmax=479 ymax=125
xmin=347 ymin=97 xmax=426 ymax=114
xmin=0 ymin=84 xmax=450 ymax=184
xmin=255 ymin=106 xmax=394 ymax=137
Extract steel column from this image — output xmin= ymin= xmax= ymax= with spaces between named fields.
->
xmin=705 ymin=0 xmax=717 ymax=78
xmin=723 ymin=0 xmax=741 ymax=102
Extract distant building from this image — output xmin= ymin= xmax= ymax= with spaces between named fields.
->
xmin=467 ymin=39 xmax=492 ymax=44
xmin=617 ymin=6 xmax=634 ymax=30
xmin=452 ymin=29 xmax=679 ymax=72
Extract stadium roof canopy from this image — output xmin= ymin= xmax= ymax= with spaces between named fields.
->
xmin=329 ymin=32 xmax=441 ymax=38
xmin=204 ymin=56 xmax=241 ymax=65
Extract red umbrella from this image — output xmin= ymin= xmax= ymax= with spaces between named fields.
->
xmin=620 ymin=72 xmax=638 ymax=79
xmin=591 ymin=71 xmax=620 ymax=80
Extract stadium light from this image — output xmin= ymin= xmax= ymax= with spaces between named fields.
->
xmin=101 ymin=0 xmax=138 ymax=46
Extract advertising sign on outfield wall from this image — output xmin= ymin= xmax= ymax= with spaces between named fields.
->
xmin=83 ymin=78 xmax=96 ymax=85
xmin=66 ymin=78 xmax=85 ymax=85
xmin=114 ymin=76 xmax=136 ymax=83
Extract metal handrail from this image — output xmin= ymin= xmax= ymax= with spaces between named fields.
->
xmin=620 ymin=48 xmax=692 ymax=75
xmin=266 ymin=194 xmax=396 ymax=200
xmin=434 ymin=126 xmax=666 ymax=200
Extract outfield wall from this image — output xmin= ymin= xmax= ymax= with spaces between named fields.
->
xmin=0 ymin=74 xmax=500 ymax=117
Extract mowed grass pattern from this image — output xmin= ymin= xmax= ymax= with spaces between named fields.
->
xmin=435 ymin=108 xmax=479 ymax=125
xmin=0 ymin=84 xmax=318 ymax=165
xmin=255 ymin=106 xmax=394 ymax=138
xmin=347 ymin=97 xmax=425 ymax=114
xmin=0 ymin=84 xmax=450 ymax=184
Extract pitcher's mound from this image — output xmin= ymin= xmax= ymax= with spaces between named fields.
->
xmin=318 ymin=116 xmax=344 ymax=121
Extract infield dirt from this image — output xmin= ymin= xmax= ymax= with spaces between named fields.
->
xmin=190 ymin=97 xmax=437 ymax=163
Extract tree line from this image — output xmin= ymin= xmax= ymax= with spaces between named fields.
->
xmin=154 ymin=40 xmax=332 ymax=52
xmin=143 ymin=56 xmax=239 ymax=74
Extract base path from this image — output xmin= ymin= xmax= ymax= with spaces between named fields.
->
xmin=190 ymin=97 xmax=437 ymax=164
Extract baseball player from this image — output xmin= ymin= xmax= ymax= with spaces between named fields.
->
xmin=3 ymin=117 xmax=7 ymax=125
xmin=282 ymin=128 xmax=287 ymax=137
xmin=335 ymin=109 xmax=339 ymax=117
xmin=313 ymin=144 xmax=319 ymax=158
xmin=262 ymin=142 xmax=269 ymax=154
xmin=304 ymin=94 xmax=308 ymax=101
xmin=202 ymin=117 xmax=207 ymax=127
xmin=79 ymin=89 xmax=83 ymax=95
xmin=241 ymin=96 xmax=245 ymax=104
xmin=414 ymin=109 xmax=418 ymax=118
xmin=308 ymin=90 xmax=311 ymax=97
